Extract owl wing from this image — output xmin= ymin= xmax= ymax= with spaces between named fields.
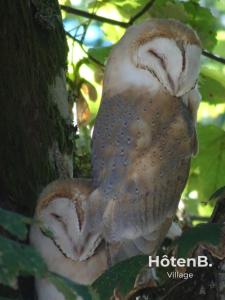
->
xmin=88 ymin=88 xmax=196 ymax=247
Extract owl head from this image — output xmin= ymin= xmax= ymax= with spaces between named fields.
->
xmin=33 ymin=179 xmax=102 ymax=262
xmin=103 ymin=19 xmax=201 ymax=99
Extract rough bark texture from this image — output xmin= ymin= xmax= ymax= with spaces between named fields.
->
xmin=0 ymin=2 xmax=72 ymax=297
xmin=0 ymin=0 xmax=72 ymax=217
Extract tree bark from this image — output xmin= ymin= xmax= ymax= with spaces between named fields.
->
xmin=0 ymin=0 xmax=72 ymax=217
xmin=0 ymin=0 xmax=73 ymax=298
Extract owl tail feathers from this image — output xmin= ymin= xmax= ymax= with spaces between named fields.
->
xmin=106 ymin=233 xmax=161 ymax=267
xmin=115 ymin=218 xmax=174 ymax=261
xmin=83 ymin=191 xmax=173 ymax=264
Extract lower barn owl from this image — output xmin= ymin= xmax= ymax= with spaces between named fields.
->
xmin=84 ymin=19 xmax=202 ymax=260
xmin=30 ymin=179 xmax=107 ymax=300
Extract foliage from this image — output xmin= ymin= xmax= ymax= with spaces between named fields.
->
xmin=88 ymin=46 xmax=113 ymax=65
xmin=0 ymin=236 xmax=47 ymax=288
xmin=200 ymin=66 xmax=225 ymax=104
xmin=0 ymin=208 xmax=97 ymax=300
xmin=174 ymin=223 xmax=224 ymax=258
xmin=0 ymin=208 xmax=31 ymax=240
xmin=48 ymin=272 xmax=98 ymax=300
xmin=186 ymin=124 xmax=225 ymax=202
xmin=93 ymin=255 xmax=148 ymax=299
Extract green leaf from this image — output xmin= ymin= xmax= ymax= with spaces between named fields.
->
xmin=93 ymin=255 xmax=148 ymax=299
xmin=182 ymin=1 xmax=218 ymax=50
xmin=213 ymin=34 xmax=225 ymax=58
xmin=113 ymin=0 xmax=144 ymax=19
xmin=149 ymin=0 xmax=217 ymax=50
xmin=174 ymin=223 xmax=224 ymax=258
xmin=39 ymin=224 xmax=55 ymax=239
xmin=200 ymin=67 xmax=225 ymax=104
xmin=88 ymin=0 xmax=143 ymax=20
xmin=0 ymin=208 xmax=32 ymax=240
xmin=150 ymin=0 xmax=188 ymax=22
xmin=88 ymin=46 xmax=113 ymax=65
xmin=0 ymin=229 xmax=98 ymax=300
xmin=48 ymin=272 xmax=99 ymax=300
xmin=0 ymin=236 xmax=47 ymax=288
xmin=187 ymin=124 xmax=225 ymax=201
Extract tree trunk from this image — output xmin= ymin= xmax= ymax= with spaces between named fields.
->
xmin=0 ymin=1 xmax=73 ymax=298
xmin=0 ymin=0 xmax=72 ymax=218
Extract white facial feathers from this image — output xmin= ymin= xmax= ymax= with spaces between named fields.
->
xmin=137 ymin=38 xmax=201 ymax=97
xmin=103 ymin=19 xmax=201 ymax=102
xmin=30 ymin=180 xmax=109 ymax=296
xmin=40 ymin=198 xmax=101 ymax=261
xmin=137 ymin=37 xmax=182 ymax=95
xmin=177 ymin=44 xmax=201 ymax=96
xmin=31 ymin=179 xmax=102 ymax=262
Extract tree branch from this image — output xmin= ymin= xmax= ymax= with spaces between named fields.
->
xmin=190 ymin=216 xmax=210 ymax=221
xmin=129 ymin=0 xmax=156 ymax=25
xmin=61 ymin=5 xmax=225 ymax=66
xmin=66 ymin=32 xmax=104 ymax=67
xmin=202 ymin=50 xmax=225 ymax=65
xmin=60 ymin=5 xmax=129 ymax=28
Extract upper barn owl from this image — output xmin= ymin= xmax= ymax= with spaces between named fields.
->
xmin=84 ymin=19 xmax=202 ymax=261
xmin=30 ymin=179 xmax=107 ymax=300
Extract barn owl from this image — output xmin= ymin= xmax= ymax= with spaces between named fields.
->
xmin=30 ymin=179 xmax=107 ymax=300
xmin=84 ymin=19 xmax=202 ymax=260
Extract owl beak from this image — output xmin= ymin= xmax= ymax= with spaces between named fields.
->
xmin=168 ymin=75 xmax=180 ymax=97
xmin=75 ymin=245 xmax=84 ymax=258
